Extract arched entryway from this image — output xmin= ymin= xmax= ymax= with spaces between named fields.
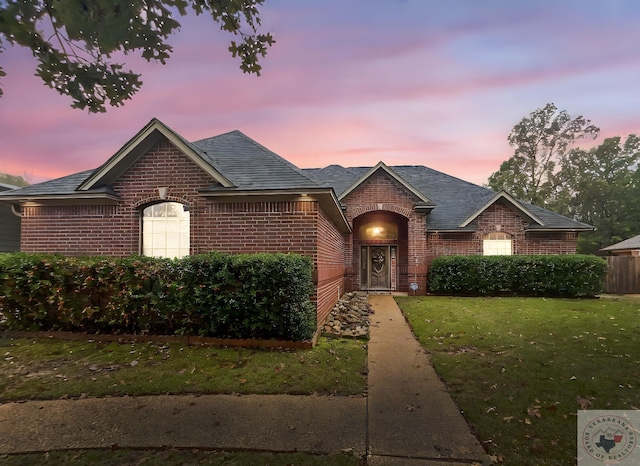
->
xmin=353 ymin=211 xmax=408 ymax=292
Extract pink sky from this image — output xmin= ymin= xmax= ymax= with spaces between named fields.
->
xmin=1 ymin=0 xmax=640 ymax=186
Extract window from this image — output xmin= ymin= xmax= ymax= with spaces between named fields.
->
xmin=483 ymin=232 xmax=512 ymax=256
xmin=142 ymin=202 xmax=190 ymax=258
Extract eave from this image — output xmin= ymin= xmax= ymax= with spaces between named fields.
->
xmin=1 ymin=193 xmax=121 ymax=206
xmin=199 ymin=187 xmax=351 ymax=234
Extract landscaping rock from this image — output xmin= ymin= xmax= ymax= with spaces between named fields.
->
xmin=322 ymin=292 xmax=372 ymax=338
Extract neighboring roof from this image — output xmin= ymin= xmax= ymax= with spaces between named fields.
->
xmin=0 ymin=183 xmax=20 ymax=191
xmin=601 ymin=234 xmax=640 ymax=252
xmin=303 ymin=165 xmax=593 ymax=232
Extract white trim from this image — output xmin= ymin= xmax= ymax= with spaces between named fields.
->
xmin=338 ymin=161 xmax=434 ymax=204
xmin=78 ymin=119 xmax=234 ymax=191
xmin=459 ymin=190 xmax=546 ymax=228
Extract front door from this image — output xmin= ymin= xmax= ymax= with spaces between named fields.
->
xmin=361 ymin=245 xmax=397 ymax=290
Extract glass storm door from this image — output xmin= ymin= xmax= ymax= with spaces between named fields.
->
xmin=361 ymin=245 xmax=397 ymax=290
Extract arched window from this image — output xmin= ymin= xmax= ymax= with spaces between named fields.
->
xmin=142 ymin=202 xmax=190 ymax=258
xmin=483 ymin=232 xmax=512 ymax=256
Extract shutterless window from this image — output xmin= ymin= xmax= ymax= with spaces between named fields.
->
xmin=142 ymin=202 xmax=190 ymax=258
xmin=483 ymin=232 xmax=512 ymax=256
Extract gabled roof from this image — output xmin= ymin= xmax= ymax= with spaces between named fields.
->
xmin=601 ymin=234 xmax=640 ymax=252
xmin=459 ymin=191 xmax=545 ymax=228
xmin=336 ymin=162 xmax=434 ymax=205
xmin=79 ymin=118 xmax=234 ymax=190
xmin=0 ymin=119 xmax=351 ymax=232
xmin=303 ymin=165 xmax=593 ymax=232
xmin=0 ymin=118 xmax=591 ymax=234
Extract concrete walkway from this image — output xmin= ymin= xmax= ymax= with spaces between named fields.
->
xmin=367 ymin=295 xmax=487 ymax=465
xmin=0 ymin=295 xmax=489 ymax=465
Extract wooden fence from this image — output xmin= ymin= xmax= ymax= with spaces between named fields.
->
xmin=604 ymin=256 xmax=640 ymax=294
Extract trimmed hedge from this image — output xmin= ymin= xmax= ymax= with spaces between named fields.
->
xmin=428 ymin=254 xmax=607 ymax=297
xmin=0 ymin=252 xmax=316 ymax=341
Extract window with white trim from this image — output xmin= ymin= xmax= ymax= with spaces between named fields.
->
xmin=142 ymin=202 xmax=190 ymax=258
xmin=483 ymin=232 xmax=512 ymax=255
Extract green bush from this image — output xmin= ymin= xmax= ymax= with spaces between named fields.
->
xmin=0 ymin=252 xmax=316 ymax=341
xmin=428 ymin=254 xmax=607 ymax=297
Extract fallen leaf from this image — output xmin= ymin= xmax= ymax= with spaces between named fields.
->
xmin=576 ymin=396 xmax=593 ymax=409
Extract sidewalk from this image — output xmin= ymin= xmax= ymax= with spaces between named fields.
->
xmin=367 ymin=295 xmax=488 ymax=465
xmin=0 ymin=295 xmax=489 ymax=465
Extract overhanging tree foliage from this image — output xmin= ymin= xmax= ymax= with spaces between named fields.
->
xmin=488 ymin=103 xmax=599 ymax=207
xmin=0 ymin=0 xmax=274 ymax=112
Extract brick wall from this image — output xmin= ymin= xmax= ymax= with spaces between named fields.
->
xmin=21 ymin=139 xmax=214 ymax=256
xmin=425 ymin=204 xmax=578 ymax=270
xmin=315 ymin=205 xmax=346 ymax=325
xmin=201 ymin=200 xmax=318 ymax=256
xmin=341 ymin=169 xmax=428 ymax=294
xmin=20 ymin=137 xmax=348 ymax=331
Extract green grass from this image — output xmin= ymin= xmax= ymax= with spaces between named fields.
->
xmin=0 ymin=335 xmax=367 ymax=401
xmin=0 ymin=449 xmax=361 ymax=466
xmin=395 ymin=296 xmax=640 ymax=466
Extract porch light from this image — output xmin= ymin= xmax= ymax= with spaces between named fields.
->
xmin=372 ymin=227 xmax=384 ymax=236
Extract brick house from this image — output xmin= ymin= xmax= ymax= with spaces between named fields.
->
xmin=0 ymin=119 xmax=592 ymax=325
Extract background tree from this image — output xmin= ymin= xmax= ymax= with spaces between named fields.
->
xmin=0 ymin=172 xmax=29 ymax=187
xmin=0 ymin=0 xmax=274 ymax=112
xmin=488 ymin=103 xmax=599 ymax=207
xmin=553 ymin=135 xmax=640 ymax=254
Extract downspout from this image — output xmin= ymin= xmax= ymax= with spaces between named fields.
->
xmin=10 ymin=204 xmax=22 ymax=217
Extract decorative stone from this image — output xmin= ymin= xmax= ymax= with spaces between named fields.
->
xmin=322 ymin=292 xmax=372 ymax=338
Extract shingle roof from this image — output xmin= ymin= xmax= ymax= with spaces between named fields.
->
xmin=193 ymin=131 xmax=321 ymax=191
xmin=0 ymin=170 xmax=117 ymax=198
xmin=303 ymin=165 xmax=592 ymax=232
xmin=0 ymin=118 xmax=593 ymax=233
xmin=601 ymin=234 xmax=640 ymax=251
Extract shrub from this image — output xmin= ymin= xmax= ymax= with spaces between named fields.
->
xmin=0 ymin=252 xmax=316 ymax=341
xmin=428 ymin=254 xmax=607 ymax=297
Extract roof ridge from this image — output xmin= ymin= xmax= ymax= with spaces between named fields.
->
xmin=240 ymin=134 xmax=323 ymax=187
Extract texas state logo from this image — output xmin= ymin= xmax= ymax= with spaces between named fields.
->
xmin=579 ymin=411 xmax=638 ymax=465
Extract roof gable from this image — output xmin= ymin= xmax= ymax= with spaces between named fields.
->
xmin=459 ymin=190 xmax=546 ymax=228
xmin=78 ymin=118 xmax=234 ymax=191
xmin=338 ymin=162 xmax=434 ymax=205
xmin=305 ymin=165 xmax=592 ymax=232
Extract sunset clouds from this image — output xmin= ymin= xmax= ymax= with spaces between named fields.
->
xmin=1 ymin=0 xmax=639 ymax=185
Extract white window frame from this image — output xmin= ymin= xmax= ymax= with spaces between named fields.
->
xmin=142 ymin=202 xmax=190 ymax=258
xmin=483 ymin=232 xmax=513 ymax=256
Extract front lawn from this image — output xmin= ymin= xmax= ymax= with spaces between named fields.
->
xmin=0 ymin=450 xmax=360 ymax=466
xmin=0 ymin=335 xmax=367 ymax=401
xmin=396 ymin=296 xmax=640 ymax=466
